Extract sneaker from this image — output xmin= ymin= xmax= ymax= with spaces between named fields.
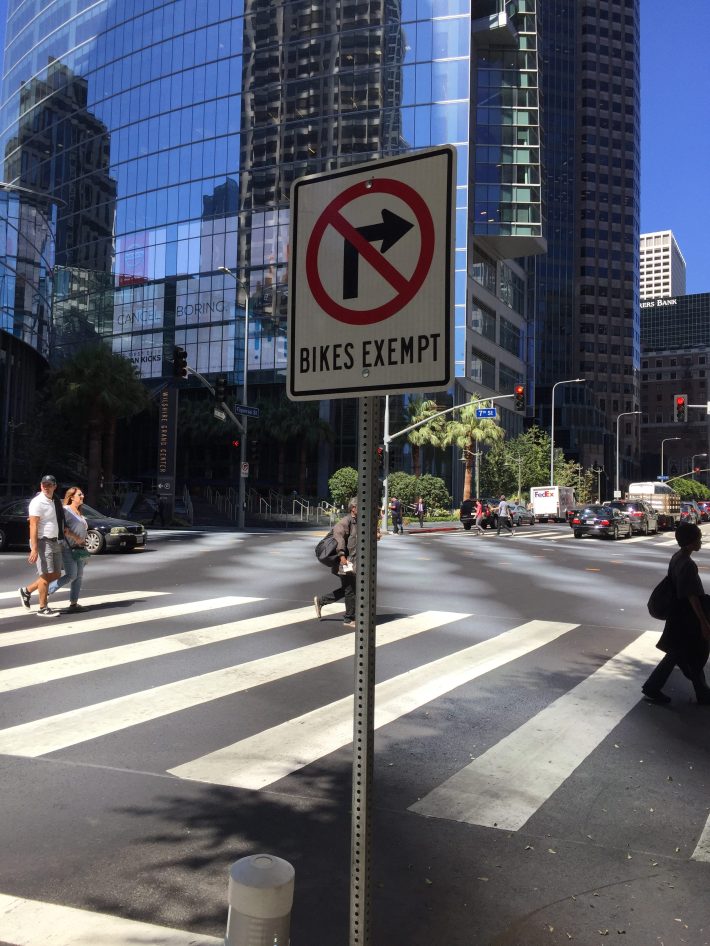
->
xmin=313 ymin=596 xmax=322 ymax=620
xmin=66 ymin=602 xmax=84 ymax=612
xmin=18 ymin=586 xmax=31 ymax=611
xmin=36 ymin=607 xmax=60 ymax=618
xmin=641 ymin=686 xmax=671 ymax=705
xmin=343 ymin=620 xmax=356 ymax=628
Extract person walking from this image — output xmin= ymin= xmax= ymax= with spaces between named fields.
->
xmin=18 ymin=475 xmax=80 ymax=617
xmin=48 ymin=486 xmax=90 ymax=612
xmin=474 ymin=498 xmax=485 ymax=534
xmin=496 ymin=494 xmax=514 ymax=536
xmin=150 ymin=491 xmax=166 ymax=527
xmin=314 ymin=498 xmax=358 ymax=628
xmin=642 ymin=522 xmax=710 ymax=705
xmin=389 ymin=495 xmax=403 ymax=534
xmin=414 ymin=495 xmax=427 ymax=528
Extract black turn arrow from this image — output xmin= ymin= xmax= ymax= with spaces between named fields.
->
xmin=343 ymin=209 xmax=414 ymax=300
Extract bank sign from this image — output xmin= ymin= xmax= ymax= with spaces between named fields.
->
xmin=287 ymin=146 xmax=455 ymax=400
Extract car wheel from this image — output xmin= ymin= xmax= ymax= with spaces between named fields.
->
xmin=613 ymin=525 xmax=619 ymax=540
xmin=0 ymin=528 xmax=6 ymax=552
xmin=84 ymin=530 xmax=106 ymax=554
xmin=463 ymin=523 xmax=472 ymax=531
xmin=574 ymin=530 xmax=583 ymax=538
xmin=641 ymin=520 xmax=648 ymax=535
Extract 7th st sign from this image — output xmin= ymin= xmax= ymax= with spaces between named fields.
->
xmin=287 ymin=146 xmax=455 ymax=400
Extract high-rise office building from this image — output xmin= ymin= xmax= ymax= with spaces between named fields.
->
xmin=533 ymin=0 xmax=641 ymax=489
xmin=0 ymin=0 xmax=640 ymax=493
xmin=639 ymin=230 xmax=686 ymax=301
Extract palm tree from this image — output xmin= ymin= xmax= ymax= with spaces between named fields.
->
xmin=405 ymin=397 xmax=440 ymax=476
xmin=444 ymin=401 xmax=505 ymax=501
xmin=52 ymin=344 xmax=149 ymax=502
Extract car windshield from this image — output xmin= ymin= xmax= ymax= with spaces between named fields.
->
xmin=581 ymin=506 xmax=608 ymax=515
xmin=78 ymin=503 xmax=103 ymax=518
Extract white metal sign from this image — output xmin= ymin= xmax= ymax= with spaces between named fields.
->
xmin=240 ymin=462 xmax=249 ymax=478
xmin=287 ymin=146 xmax=456 ymax=400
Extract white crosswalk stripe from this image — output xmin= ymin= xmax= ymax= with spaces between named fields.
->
xmin=410 ymin=631 xmax=660 ymax=830
xmin=0 ymin=590 xmax=168 ymax=622
xmin=0 ymin=892 xmax=221 ymax=945
xmin=170 ymin=619 xmax=577 ymax=789
xmin=0 ymin=610 xmax=468 ymax=758
xmin=0 ymin=595 xmax=244 ymax=647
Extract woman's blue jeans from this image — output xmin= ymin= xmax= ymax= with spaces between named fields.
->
xmin=49 ymin=544 xmax=86 ymax=603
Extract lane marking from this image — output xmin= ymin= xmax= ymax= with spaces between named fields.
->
xmin=0 ymin=590 xmax=168 ymax=622
xmin=410 ymin=631 xmax=659 ymax=830
xmin=0 ymin=610 xmax=469 ymax=758
xmin=0 ymin=596 xmax=246 ymax=648
xmin=170 ymin=620 xmax=578 ymax=789
xmin=0 ymin=892 xmax=221 ymax=945
xmin=692 ymin=818 xmax=710 ymax=862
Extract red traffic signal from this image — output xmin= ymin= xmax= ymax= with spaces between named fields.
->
xmin=231 ymin=438 xmax=240 ymax=448
xmin=674 ymin=393 xmax=687 ymax=423
xmin=514 ymin=384 xmax=525 ymax=412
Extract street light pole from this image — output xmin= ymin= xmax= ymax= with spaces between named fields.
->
xmin=550 ymin=378 xmax=586 ymax=485
xmin=692 ymin=453 xmax=707 ymax=480
xmin=660 ymin=437 xmax=680 ymax=480
xmin=219 ymin=266 xmax=249 ymax=530
xmin=615 ymin=411 xmax=641 ymax=497
xmin=591 ymin=464 xmax=604 ymax=503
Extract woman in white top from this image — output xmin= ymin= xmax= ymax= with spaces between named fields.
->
xmin=49 ymin=486 xmax=89 ymax=612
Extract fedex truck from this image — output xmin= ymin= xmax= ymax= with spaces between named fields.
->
xmin=530 ymin=486 xmax=575 ymax=523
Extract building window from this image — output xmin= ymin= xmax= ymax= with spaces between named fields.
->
xmin=499 ymin=316 xmax=522 ymax=358
xmin=470 ymin=347 xmax=496 ymax=388
xmin=471 ymin=302 xmax=496 ymax=342
xmin=472 ymin=251 xmax=496 ymax=295
xmin=499 ymin=362 xmax=523 ymax=394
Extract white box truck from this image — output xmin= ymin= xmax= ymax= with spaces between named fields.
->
xmin=626 ymin=482 xmax=680 ymax=530
xmin=530 ymin=486 xmax=575 ymax=523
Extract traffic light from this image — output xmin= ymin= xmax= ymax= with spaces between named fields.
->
xmin=674 ymin=393 xmax=688 ymax=423
xmin=248 ymin=440 xmax=259 ymax=464
xmin=231 ymin=438 xmax=240 ymax=448
xmin=214 ymin=376 xmax=226 ymax=402
xmin=377 ymin=446 xmax=384 ymax=472
xmin=173 ymin=346 xmax=188 ymax=379
xmin=514 ymin=384 xmax=525 ymax=412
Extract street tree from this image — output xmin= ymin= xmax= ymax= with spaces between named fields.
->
xmin=443 ymin=400 xmax=504 ymax=501
xmin=405 ymin=397 xmax=440 ymax=477
xmin=52 ymin=344 xmax=149 ymax=503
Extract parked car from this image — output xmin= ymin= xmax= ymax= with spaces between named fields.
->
xmin=508 ymin=503 xmax=535 ymax=526
xmin=696 ymin=501 xmax=710 ymax=522
xmin=569 ymin=504 xmax=633 ymax=540
xmin=680 ymin=500 xmax=702 ymax=526
xmin=607 ymin=500 xmax=659 ymax=535
xmin=459 ymin=498 xmax=497 ymax=530
xmin=0 ymin=498 xmax=147 ymax=554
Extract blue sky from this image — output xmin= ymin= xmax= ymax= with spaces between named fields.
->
xmin=0 ymin=0 xmax=707 ymax=294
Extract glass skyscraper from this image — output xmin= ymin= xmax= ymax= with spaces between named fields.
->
xmin=0 ymin=0 xmax=639 ymax=493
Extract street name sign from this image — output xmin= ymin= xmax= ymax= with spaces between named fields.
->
xmin=476 ymin=408 xmax=497 ymax=418
xmin=235 ymin=404 xmax=260 ymax=418
xmin=657 ymin=475 xmax=669 ymax=480
xmin=287 ymin=146 xmax=456 ymax=400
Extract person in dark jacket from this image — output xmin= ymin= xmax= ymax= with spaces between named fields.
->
xmin=314 ymin=499 xmax=357 ymax=627
xmin=414 ymin=496 xmax=427 ymax=528
xmin=642 ymin=522 xmax=710 ymax=705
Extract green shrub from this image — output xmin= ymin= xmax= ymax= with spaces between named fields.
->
xmin=328 ymin=467 xmax=358 ymax=506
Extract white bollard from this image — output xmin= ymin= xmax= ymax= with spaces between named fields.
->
xmin=225 ymin=853 xmax=295 ymax=946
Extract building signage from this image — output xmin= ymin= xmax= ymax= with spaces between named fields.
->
xmin=640 ymin=298 xmax=678 ymax=308
xmin=287 ymin=146 xmax=455 ymax=400
xmin=156 ymin=386 xmax=177 ymax=497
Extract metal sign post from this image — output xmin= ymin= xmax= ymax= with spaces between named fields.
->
xmin=350 ymin=395 xmax=380 ymax=946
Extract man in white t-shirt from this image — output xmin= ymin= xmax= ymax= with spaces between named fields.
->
xmin=19 ymin=475 xmax=67 ymax=617
xmin=496 ymin=494 xmax=514 ymax=536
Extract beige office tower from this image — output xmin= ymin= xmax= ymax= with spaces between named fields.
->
xmin=640 ymin=230 xmax=687 ymax=300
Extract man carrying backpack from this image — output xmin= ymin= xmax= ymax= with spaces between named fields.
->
xmin=314 ymin=498 xmax=357 ymax=628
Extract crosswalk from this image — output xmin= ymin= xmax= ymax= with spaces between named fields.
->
xmin=1 ymin=589 xmax=709 ymax=866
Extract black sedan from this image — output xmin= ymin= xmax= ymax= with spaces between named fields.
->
xmin=607 ymin=500 xmax=659 ymax=535
xmin=0 ymin=498 xmax=147 ymax=554
xmin=569 ymin=505 xmax=633 ymax=540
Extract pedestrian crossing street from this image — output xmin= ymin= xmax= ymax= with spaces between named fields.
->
xmin=2 ymin=589 xmax=709 ymax=864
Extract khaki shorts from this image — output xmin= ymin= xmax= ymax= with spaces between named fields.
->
xmin=36 ymin=537 xmax=62 ymax=576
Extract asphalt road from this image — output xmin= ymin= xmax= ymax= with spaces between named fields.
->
xmin=1 ymin=521 xmax=709 ymax=946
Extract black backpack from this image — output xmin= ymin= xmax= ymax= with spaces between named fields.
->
xmin=315 ymin=529 xmax=340 ymax=568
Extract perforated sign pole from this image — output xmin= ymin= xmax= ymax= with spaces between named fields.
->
xmin=349 ymin=395 xmax=380 ymax=946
